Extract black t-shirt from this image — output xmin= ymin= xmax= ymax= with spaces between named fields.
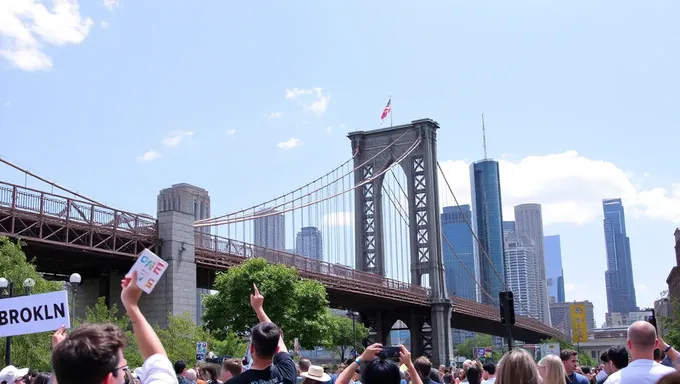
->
xmin=226 ymin=352 xmax=296 ymax=384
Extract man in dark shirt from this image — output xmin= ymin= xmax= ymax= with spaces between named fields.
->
xmin=227 ymin=284 xmax=296 ymax=384
xmin=560 ymin=349 xmax=589 ymax=384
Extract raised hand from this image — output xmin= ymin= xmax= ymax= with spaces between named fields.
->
xmin=52 ymin=325 xmax=67 ymax=348
xmin=398 ymin=344 xmax=413 ymax=365
xmin=121 ymin=271 xmax=143 ymax=309
xmin=360 ymin=343 xmax=382 ymax=361
xmin=250 ymin=283 xmax=264 ymax=311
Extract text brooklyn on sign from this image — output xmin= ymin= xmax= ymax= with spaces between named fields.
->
xmin=0 ymin=290 xmax=71 ymax=337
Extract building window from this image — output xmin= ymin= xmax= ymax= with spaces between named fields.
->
xmin=194 ymin=200 xmax=198 ymax=220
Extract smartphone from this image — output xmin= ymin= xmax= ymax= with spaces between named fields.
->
xmin=647 ymin=309 xmax=657 ymax=330
xmin=380 ymin=346 xmax=401 ymax=360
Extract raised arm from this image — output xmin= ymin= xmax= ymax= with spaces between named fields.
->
xmin=251 ymin=283 xmax=288 ymax=353
xmin=121 ymin=271 xmax=167 ymax=359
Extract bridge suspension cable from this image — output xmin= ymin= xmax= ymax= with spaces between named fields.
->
xmin=195 ymin=130 xmax=412 ymax=226
xmin=196 ymin=134 xmax=420 ymax=228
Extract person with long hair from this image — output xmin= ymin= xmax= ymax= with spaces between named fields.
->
xmin=465 ymin=366 xmax=481 ymax=384
xmin=496 ymin=349 xmax=542 ymax=384
xmin=538 ymin=355 xmax=567 ymax=384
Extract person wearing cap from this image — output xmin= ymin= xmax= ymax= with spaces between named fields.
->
xmin=300 ymin=365 xmax=331 ymax=384
xmin=0 ymin=365 xmax=29 ymax=384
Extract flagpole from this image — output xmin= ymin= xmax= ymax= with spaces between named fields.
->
xmin=390 ymin=95 xmax=393 ymax=127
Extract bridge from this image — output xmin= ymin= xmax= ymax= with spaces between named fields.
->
xmin=0 ymin=119 xmax=564 ymax=364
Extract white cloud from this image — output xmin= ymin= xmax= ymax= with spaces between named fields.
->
xmin=103 ymin=0 xmax=119 ymax=12
xmin=0 ymin=0 xmax=94 ymax=71
xmin=326 ymin=126 xmax=333 ymax=135
xmin=161 ymin=131 xmax=194 ymax=147
xmin=438 ymin=150 xmax=680 ymax=225
xmin=268 ymin=112 xmax=282 ymax=120
xmin=99 ymin=20 xmax=109 ymax=29
xmin=285 ymin=88 xmax=313 ymax=100
xmin=3 ymin=101 xmax=10 ymax=107
xmin=277 ymin=137 xmax=301 ymax=150
xmin=136 ymin=151 xmax=159 ymax=162
xmin=285 ymin=87 xmax=331 ymax=115
xmin=226 ymin=129 xmax=236 ymax=135
xmin=323 ymin=211 xmax=352 ymax=227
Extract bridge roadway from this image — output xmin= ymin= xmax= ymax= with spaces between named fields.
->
xmin=0 ymin=181 xmax=564 ymax=342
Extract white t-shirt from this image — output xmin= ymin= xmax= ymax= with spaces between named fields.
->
xmin=482 ymin=378 xmax=496 ymax=384
xmin=138 ymin=354 xmax=178 ymax=384
xmin=604 ymin=359 xmax=675 ymax=384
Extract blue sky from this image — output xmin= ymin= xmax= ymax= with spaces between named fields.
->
xmin=1 ymin=0 xmax=679 ymax=326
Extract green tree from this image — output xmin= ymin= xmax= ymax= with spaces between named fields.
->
xmin=211 ymin=331 xmax=248 ymax=359
xmin=325 ymin=312 xmax=369 ymax=361
xmin=203 ymin=258 xmax=331 ymax=349
xmin=155 ymin=312 xmax=218 ymax=366
xmin=0 ymin=237 xmax=63 ymax=371
xmin=455 ymin=334 xmax=494 ymax=359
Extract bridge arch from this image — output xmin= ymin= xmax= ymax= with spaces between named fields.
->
xmin=378 ymin=162 xmax=411 ymax=284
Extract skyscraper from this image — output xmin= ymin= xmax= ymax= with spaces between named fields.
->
xmin=441 ymin=205 xmax=477 ymax=301
xmin=503 ymin=231 xmax=539 ymax=319
xmin=502 ymin=221 xmax=515 ymax=235
xmin=296 ymin=226 xmax=323 ymax=260
xmin=254 ymin=210 xmax=285 ymax=250
xmin=514 ymin=204 xmax=551 ymax=325
xmin=470 ymin=159 xmax=505 ymax=305
xmin=603 ymin=198 xmax=637 ymax=313
xmin=544 ymin=235 xmax=565 ymax=303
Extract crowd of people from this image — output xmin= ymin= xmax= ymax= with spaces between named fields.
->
xmin=3 ymin=273 xmax=680 ymax=384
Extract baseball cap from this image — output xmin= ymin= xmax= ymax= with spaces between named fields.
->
xmin=0 ymin=365 xmax=29 ymax=383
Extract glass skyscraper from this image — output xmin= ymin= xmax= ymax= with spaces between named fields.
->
xmin=603 ymin=198 xmax=638 ymax=313
xmin=441 ymin=205 xmax=476 ymax=301
xmin=296 ymin=226 xmax=323 ymax=260
xmin=470 ymin=159 xmax=505 ymax=306
xmin=544 ymin=235 xmax=565 ymax=303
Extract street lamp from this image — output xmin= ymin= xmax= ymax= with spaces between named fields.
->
xmin=0 ymin=277 xmax=15 ymax=366
xmin=23 ymin=278 xmax=35 ymax=295
xmin=69 ymin=273 xmax=81 ymax=320
xmin=346 ymin=310 xmax=359 ymax=358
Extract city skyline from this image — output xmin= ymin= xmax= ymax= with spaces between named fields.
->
xmin=441 ymin=205 xmax=477 ymax=302
xmin=296 ymin=226 xmax=323 ymax=260
xmin=544 ymin=235 xmax=565 ymax=304
xmin=603 ymin=198 xmax=638 ymax=314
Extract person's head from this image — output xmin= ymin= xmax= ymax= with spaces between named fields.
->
xmin=220 ymin=358 xmax=243 ymax=382
xmin=627 ymin=321 xmax=658 ymax=360
xmin=497 ymin=349 xmax=541 ymax=384
xmin=299 ymin=359 xmax=312 ymax=373
xmin=0 ymin=366 xmax=29 ymax=384
xmin=604 ymin=346 xmax=629 ymax=374
xmin=174 ymin=360 xmax=187 ymax=376
xmin=462 ymin=360 xmax=472 ymax=371
xmin=250 ymin=321 xmax=281 ymax=361
xmin=482 ymin=363 xmax=496 ymax=380
xmin=560 ymin=349 xmax=578 ymax=375
xmin=466 ymin=366 xmax=481 ymax=384
xmin=600 ymin=352 xmax=609 ymax=365
xmin=32 ymin=373 xmax=52 ymax=384
xmin=52 ymin=323 xmax=128 ymax=384
xmin=199 ymin=364 xmax=219 ymax=381
xmin=185 ymin=369 xmax=197 ymax=381
xmin=362 ymin=359 xmax=402 ymax=384
xmin=538 ymin=354 xmax=565 ymax=384
xmin=439 ymin=365 xmax=446 ymax=373
xmin=656 ymin=371 xmax=680 ymax=384
xmin=414 ymin=356 xmax=432 ymax=380
xmin=655 ymin=348 xmax=665 ymax=362
xmin=300 ymin=365 xmax=332 ymax=384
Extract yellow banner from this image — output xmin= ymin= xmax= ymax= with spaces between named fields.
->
xmin=570 ymin=303 xmax=588 ymax=343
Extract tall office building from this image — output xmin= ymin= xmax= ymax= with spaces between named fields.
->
xmin=254 ymin=210 xmax=286 ymax=250
xmin=503 ymin=231 xmax=539 ymax=319
xmin=502 ymin=221 xmax=515 ymax=235
xmin=296 ymin=226 xmax=323 ymax=260
xmin=514 ymin=204 xmax=551 ymax=325
xmin=549 ymin=301 xmax=596 ymax=338
xmin=441 ymin=205 xmax=477 ymax=301
xmin=470 ymin=159 xmax=505 ymax=305
xmin=544 ymin=235 xmax=565 ymax=303
xmin=603 ymin=198 xmax=638 ymax=313
xmin=157 ymin=183 xmax=211 ymax=234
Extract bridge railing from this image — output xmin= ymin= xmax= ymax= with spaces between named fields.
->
xmin=195 ymin=232 xmax=429 ymax=296
xmin=0 ymin=181 xmax=157 ymax=236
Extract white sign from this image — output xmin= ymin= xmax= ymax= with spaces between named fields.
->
xmin=196 ymin=341 xmax=208 ymax=362
xmin=0 ymin=290 xmax=70 ymax=337
xmin=129 ymin=249 xmax=169 ymax=294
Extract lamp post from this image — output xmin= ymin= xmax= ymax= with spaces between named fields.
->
xmin=69 ymin=273 xmax=81 ymax=321
xmin=346 ymin=310 xmax=359 ymax=358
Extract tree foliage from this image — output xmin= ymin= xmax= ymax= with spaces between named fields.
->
xmin=0 ymin=237 xmax=64 ymax=371
xmin=455 ymin=334 xmax=494 ymax=359
xmin=325 ymin=312 xmax=369 ymax=361
xmin=203 ymin=258 xmax=330 ymax=349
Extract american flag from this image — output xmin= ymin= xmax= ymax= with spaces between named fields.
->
xmin=381 ymin=98 xmax=391 ymax=120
